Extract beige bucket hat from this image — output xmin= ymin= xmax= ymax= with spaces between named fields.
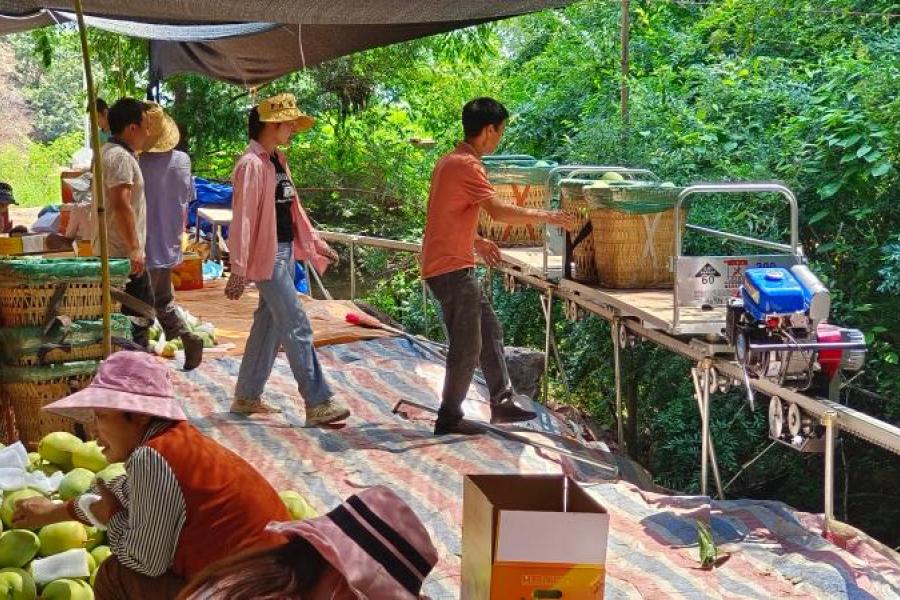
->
xmin=143 ymin=102 xmax=181 ymax=153
xmin=257 ymin=93 xmax=315 ymax=131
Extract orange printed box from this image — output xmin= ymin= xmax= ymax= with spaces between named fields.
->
xmin=172 ymin=253 xmax=203 ymax=291
xmin=462 ymin=474 xmax=609 ymax=600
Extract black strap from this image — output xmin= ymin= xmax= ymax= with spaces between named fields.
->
xmin=564 ymin=221 xmax=593 ymax=279
xmin=347 ymin=495 xmax=432 ymax=577
xmin=328 ymin=504 xmax=422 ymax=596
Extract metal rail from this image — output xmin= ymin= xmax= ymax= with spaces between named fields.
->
xmin=319 ymin=230 xmax=900 ymax=518
xmin=319 ymin=229 xmax=900 ymax=456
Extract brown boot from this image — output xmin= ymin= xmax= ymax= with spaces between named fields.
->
xmin=181 ymin=332 xmax=204 ymax=371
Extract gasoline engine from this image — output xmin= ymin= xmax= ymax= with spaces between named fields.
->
xmin=725 ymin=265 xmax=867 ymax=450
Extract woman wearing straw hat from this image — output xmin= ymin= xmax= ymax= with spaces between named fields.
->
xmin=139 ymin=103 xmax=204 ymax=371
xmin=177 ymin=485 xmax=439 ymax=600
xmin=224 ymin=93 xmax=350 ymax=426
xmin=11 ymin=351 xmax=292 ymax=600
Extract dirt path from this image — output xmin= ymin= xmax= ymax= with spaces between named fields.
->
xmin=0 ymin=39 xmax=33 ymax=149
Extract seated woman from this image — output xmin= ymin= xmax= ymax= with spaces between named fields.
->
xmin=12 ymin=351 xmax=292 ymax=600
xmin=177 ymin=485 xmax=439 ymax=600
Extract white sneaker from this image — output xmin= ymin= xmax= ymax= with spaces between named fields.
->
xmin=305 ymin=398 xmax=351 ymax=427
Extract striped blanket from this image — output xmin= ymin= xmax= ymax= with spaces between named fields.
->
xmin=170 ymin=337 xmax=900 ymax=599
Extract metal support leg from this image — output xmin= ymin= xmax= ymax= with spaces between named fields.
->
xmin=700 ymin=362 xmax=711 ymax=497
xmin=349 ymin=240 xmax=356 ymax=300
xmin=543 ymin=289 xmax=553 ymax=403
xmin=691 ymin=366 xmax=724 ymax=499
xmin=612 ymin=318 xmax=625 ymax=452
xmin=539 ymin=292 xmax=572 ymax=404
xmin=823 ymin=410 xmax=837 ymax=531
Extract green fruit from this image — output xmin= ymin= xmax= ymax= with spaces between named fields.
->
xmin=84 ymin=528 xmax=104 ymax=552
xmin=85 ymin=553 xmax=96 ymax=574
xmin=26 ymin=454 xmax=41 ymax=473
xmin=88 ymin=546 xmax=110 ymax=570
xmin=0 ymin=531 xmax=40 ymax=568
xmin=38 ymin=522 xmax=87 ymax=557
xmin=94 ymin=463 xmax=125 ymax=483
xmin=39 ymin=579 xmax=93 ymax=600
xmin=278 ymin=491 xmax=317 ymax=520
xmin=161 ymin=342 xmax=177 ymax=359
xmin=660 ymin=181 xmax=676 ymax=188
xmin=37 ymin=433 xmax=83 ymax=471
xmin=70 ymin=442 xmax=108 ymax=474
xmin=0 ymin=567 xmax=36 ymax=600
xmin=601 ymin=171 xmax=625 ymax=181
xmin=1 ymin=491 xmax=44 ymax=530
xmin=58 ymin=469 xmax=94 ymax=502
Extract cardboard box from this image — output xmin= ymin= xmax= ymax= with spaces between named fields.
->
xmin=172 ymin=253 xmax=203 ymax=291
xmin=462 ymin=475 xmax=608 ymax=600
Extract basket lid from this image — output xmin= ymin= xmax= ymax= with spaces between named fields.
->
xmin=483 ymin=158 xmax=558 ymax=185
xmin=0 ymin=257 xmax=131 ymax=285
xmin=584 ymin=182 xmax=684 ymax=214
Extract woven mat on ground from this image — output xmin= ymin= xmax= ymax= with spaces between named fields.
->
xmin=169 ymin=338 xmax=900 ymax=600
xmin=173 ymin=278 xmax=392 ymax=355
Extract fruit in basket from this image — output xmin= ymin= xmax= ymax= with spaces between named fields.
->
xmin=0 ymin=531 xmax=40 ymax=568
xmin=1 ymin=491 xmax=45 ymax=529
xmin=88 ymin=546 xmax=109 ymax=570
xmin=0 ymin=567 xmax=36 ymax=600
xmin=601 ymin=171 xmax=626 ymax=181
xmin=83 ymin=529 xmax=104 ymax=552
xmin=94 ymin=463 xmax=125 ymax=484
xmin=278 ymin=491 xmax=317 ymax=520
xmin=38 ymin=522 xmax=87 ymax=557
xmin=26 ymin=454 xmax=41 ymax=473
xmin=38 ymin=578 xmax=92 ymax=600
xmin=71 ymin=443 xmax=108 ymax=474
xmin=38 ymin=434 xmax=83 ymax=471
xmin=58 ymin=469 xmax=94 ymax=502
xmin=660 ymin=181 xmax=676 ymax=188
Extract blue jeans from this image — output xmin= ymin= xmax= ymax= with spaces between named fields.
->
xmin=235 ymin=243 xmax=332 ymax=408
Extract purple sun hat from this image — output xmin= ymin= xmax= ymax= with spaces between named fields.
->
xmin=44 ymin=351 xmax=187 ymax=423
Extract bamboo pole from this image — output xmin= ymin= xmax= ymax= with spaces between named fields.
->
xmin=73 ymin=0 xmax=112 ymax=356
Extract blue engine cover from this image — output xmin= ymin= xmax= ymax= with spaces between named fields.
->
xmin=741 ymin=268 xmax=806 ymax=321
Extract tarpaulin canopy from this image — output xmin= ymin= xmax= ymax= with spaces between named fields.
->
xmin=0 ymin=1 xmax=573 ymax=85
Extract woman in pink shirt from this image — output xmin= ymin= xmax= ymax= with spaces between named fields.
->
xmin=224 ymin=93 xmax=350 ymax=427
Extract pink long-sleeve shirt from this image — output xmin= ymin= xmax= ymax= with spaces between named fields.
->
xmin=229 ymin=140 xmax=332 ymax=281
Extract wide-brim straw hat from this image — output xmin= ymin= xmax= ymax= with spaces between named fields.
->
xmin=267 ymin=485 xmax=438 ymax=599
xmin=44 ymin=351 xmax=187 ymax=423
xmin=143 ymin=102 xmax=181 ymax=153
xmin=257 ymin=93 xmax=315 ymax=131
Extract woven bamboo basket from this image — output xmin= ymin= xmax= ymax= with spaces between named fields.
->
xmin=0 ymin=282 xmax=124 ymax=328
xmin=585 ymin=184 xmax=686 ymax=289
xmin=560 ymin=179 xmax=598 ymax=283
xmin=0 ymin=363 xmax=97 ymax=449
xmin=480 ymin=159 xmax=557 ymax=247
xmin=0 ymin=315 xmax=132 ymax=367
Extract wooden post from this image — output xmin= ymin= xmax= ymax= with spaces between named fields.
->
xmin=73 ymin=0 xmax=112 ymax=356
xmin=620 ymin=0 xmax=631 ymax=137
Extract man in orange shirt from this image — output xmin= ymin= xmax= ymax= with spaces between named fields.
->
xmin=421 ymin=98 xmax=574 ymax=435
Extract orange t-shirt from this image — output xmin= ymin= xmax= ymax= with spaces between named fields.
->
xmin=421 ymin=143 xmax=496 ymax=279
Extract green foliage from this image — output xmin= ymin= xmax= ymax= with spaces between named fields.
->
xmin=0 ymin=132 xmax=84 ymax=207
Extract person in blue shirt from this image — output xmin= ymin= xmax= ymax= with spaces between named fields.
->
xmin=139 ymin=103 xmax=204 ymax=370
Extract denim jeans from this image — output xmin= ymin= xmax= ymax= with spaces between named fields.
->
xmin=235 ymin=243 xmax=332 ymax=408
xmin=426 ymin=268 xmax=513 ymax=425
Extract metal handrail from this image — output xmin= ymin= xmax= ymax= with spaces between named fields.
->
xmin=674 ymin=182 xmax=801 ymax=257
xmin=672 ymin=182 xmax=802 ymax=332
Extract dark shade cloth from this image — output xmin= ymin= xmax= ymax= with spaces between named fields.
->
xmin=1 ymin=2 xmax=573 ymax=85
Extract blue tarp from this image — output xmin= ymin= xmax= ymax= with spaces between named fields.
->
xmin=189 ymin=177 xmax=232 ymax=237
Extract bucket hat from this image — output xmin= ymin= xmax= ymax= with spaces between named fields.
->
xmin=267 ymin=485 xmax=438 ymax=599
xmin=256 ymin=93 xmax=315 ymax=131
xmin=44 ymin=351 xmax=187 ymax=422
xmin=143 ymin=102 xmax=181 ymax=153
xmin=0 ymin=183 xmax=16 ymax=205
